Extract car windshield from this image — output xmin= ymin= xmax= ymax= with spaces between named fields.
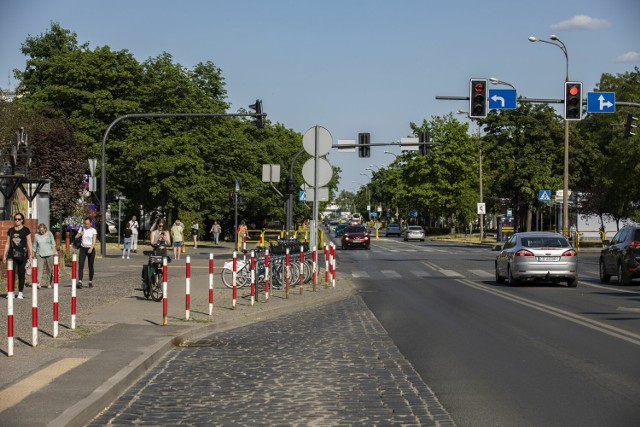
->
xmin=388 ymin=224 xmax=399 ymax=228
xmin=520 ymin=236 xmax=569 ymax=248
xmin=345 ymin=226 xmax=367 ymax=233
xmin=408 ymin=226 xmax=423 ymax=231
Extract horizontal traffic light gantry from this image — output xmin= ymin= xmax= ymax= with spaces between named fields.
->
xmin=469 ymin=79 xmax=488 ymax=119
xmin=564 ymin=82 xmax=583 ymax=121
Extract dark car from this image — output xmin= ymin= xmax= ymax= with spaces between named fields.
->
xmin=599 ymin=225 xmax=640 ymax=285
xmin=334 ymin=224 xmax=348 ymax=238
xmin=341 ymin=225 xmax=370 ymax=250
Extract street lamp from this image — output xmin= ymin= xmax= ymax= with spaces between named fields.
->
xmin=384 ymin=150 xmax=397 ymax=159
xmin=529 ymin=34 xmax=570 ymax=236
xmin=489 ymin=77 xmax=516 ymax=90
xmin=457 ymin=110 xmax=484 ymax=242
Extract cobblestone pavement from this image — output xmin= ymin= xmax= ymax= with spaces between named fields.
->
xmin=90 ymin=296 xmax=455 ymax=426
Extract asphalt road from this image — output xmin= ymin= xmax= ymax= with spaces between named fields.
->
xmin=346 ymin=237 xmax=640 ymax=427
xmin=90 ymin=236 xmax=640 ymax=426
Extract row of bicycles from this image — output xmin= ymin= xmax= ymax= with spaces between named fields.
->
xmin=221 ymin=239 xmax=319 ymax=290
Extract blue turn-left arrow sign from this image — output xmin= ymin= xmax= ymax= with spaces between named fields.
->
xmin=489 ymin=89 xmax=517 ymax=110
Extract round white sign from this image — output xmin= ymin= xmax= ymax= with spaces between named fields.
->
xmin=302 ymin=157 xmax=333 ymax=187
xmin=302 ymin=126 xmax=332 ymax=157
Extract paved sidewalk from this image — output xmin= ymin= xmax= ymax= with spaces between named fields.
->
xmin=0 ymin=242 xmax=352 ymax=427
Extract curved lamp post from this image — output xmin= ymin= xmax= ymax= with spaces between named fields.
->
xmin=529 ymin=34 xmax=570 ymax=235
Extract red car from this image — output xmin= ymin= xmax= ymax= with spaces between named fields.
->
xmin=341 ymin=225 xmax=370 ymax=250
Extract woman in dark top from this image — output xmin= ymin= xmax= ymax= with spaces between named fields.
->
xmin=2 ymin=213 xmax=34 ymax=299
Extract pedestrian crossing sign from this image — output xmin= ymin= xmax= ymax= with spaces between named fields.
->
xmin=539 ymin=189 xmax=551 ymax=202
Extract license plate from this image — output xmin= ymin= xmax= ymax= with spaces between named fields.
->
xmin=537 ymin=256 xmax=559 ymax=262
xmin=353 ymin=238 xmax=361 ymax=243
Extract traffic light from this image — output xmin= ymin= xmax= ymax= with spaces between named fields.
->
xmin=249 ymin=99 xmax=264 ymax=128
xmin=469 ymin=79 xmax=488 ymax=119
xmin=564 ymin=82 xmax=583 ymax=120
xmin=623 ymin=113 xmax=637 ymax=139
xmin=358 ymin=133 xmax=371 ymax=158
xmin=418 ymin=131 xmax=430 ymax=156
xmin=286 ymin=177 xmax=297 ymax=195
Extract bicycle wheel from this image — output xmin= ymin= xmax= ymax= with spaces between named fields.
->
xmin=221 ymin=261 xmax=250 ymax=288
xmin=151 ymin=271 xmax=163 ymax=302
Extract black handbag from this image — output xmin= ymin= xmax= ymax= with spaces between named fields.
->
xmin=73 ymin=236 xmax=82 ymax=249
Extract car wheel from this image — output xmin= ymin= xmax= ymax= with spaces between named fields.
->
xmin=507 ymin=266 xmax=518 ymax=287
xmin=599 ymin=258 xmax=611 ymax=283
xmin=495 ymin=262 xmax=505 ymax=284
xmin=618 ymin=262 xmax=630 ymax=285
xmin=421 ymin=239 xmax=425 ymax=242
xmin=567 ymin=277 xmax=578 ymax=288
xmin=404 ymin=238 xmax=408 ymax=241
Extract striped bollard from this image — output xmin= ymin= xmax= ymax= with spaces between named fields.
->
xmin=250 ymin=250 xmax=255 ymax=306
xmin=285 ymin=248 xmax=290 ymax=299
xmin=71 ymin=253 xmax=77 ymax=330
xmin=7 ymin=260 xmax=14 ymax=356
xmin=324 ymin=244 xmax=329 ymax=287
xmin=162 ymin=257 xmax=168 ymax=326
xmin=53 ymin=255 xmax=59 ymax=338
xmin=208 ymin=253 xmax=214 ymax=315
xmin=312 ymin=246 xmax=317 ymax=292
xmin=299 ymin=246 xmax=304 ymax=294
xmin=31 ymin=258 xmax=38 ymax=347
xmin=264 ymin=250 xmax=270 ymax=302
xmin=232 ymin=251 xmax=237 ymax=309
xmin=331 ymin=243 xmax=336 ymax=288
xmin=185 ymin=256 xmax=191 ymax=320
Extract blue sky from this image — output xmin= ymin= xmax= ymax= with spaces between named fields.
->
xmin=1 ymin=0 xmax=639 ymax=194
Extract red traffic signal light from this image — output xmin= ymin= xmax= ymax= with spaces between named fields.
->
xmin=564 ymin=82 xmax=583 ymax=120
xmin=469 ymin=79 xmax=488 ymax=119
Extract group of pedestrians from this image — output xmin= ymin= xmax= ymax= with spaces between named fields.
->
xmin=2 ymin=213 xmax=97 ymax=298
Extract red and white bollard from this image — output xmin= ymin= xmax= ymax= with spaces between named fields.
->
xmin=53 ymin=255 xmax=59 ymax=338
xmin=185 ymin=256 xmax=191 ymax=320
xmin=71 ymin=253 xmax=77 ymax=330
xmin=299 ymin=246 xmax=304 ymax=294
xmin=312 ymin=246 xmax=317 ymax=292
xmin=264 ymin=250 xmax=270 ymax=302
xmin=324 ymin=243 xmax=329 ymax=287
xmin=232 ymin=251 xmax=237 ymax=310
xmin=250 ymin=250 xmax=256 ymax=306
xmin=162 ymin=257 xmax=168 ymax=326
xmin=331 ymin=243 xmax=336 ymax=288
xmin=31 ymin=258 xmax=38 ymax=347
xmin=208 ymin=253 xmax=214 ymax=316
xmin=285 ymin=247 xmax=290 ymax=299
xmin=7 ymin=259 xmax=14 ymax=356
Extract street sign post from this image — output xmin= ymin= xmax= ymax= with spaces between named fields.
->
xmin=488 ymin=89 xmax=517 ymax=110
xmin=587 ymin=92 xmax=615 ymax=113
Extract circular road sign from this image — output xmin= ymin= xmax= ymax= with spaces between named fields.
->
xmin=302 ymin=126 xmax=332 ymax=157
xmin=302 ymin=157 xmax=333 ymax=187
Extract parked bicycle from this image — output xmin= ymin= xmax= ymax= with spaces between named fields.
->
xmin=141 ymin=244 xmax=171 ymax=301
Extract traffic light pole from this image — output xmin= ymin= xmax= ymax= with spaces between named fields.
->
xmin=99 ymin=111 xmax=266 ymax=256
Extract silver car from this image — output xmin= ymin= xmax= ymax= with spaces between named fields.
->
xmin=495 ymin=232 xmax=578 ymax=287
xmin=403 ymin=225 xmax=425 ymax=241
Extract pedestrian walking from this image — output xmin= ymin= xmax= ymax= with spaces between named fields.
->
xmin=76 ymin=217 xmax=97 ymax=288
xmin=2 ymin=212 xmax=34 ymax=299
xmin=191 ymin=219 xmax=199 ymax=249
xmin=128 ymin=215 xmax=139 ymax=253
xmin=210 ymin=221 xmax=221 ymax=245
xmin=122 ymin=222 xmax=133 ymax=259
xmin=237 ymin=220 xmax=248 ymax=242
xmin=34 ymin=223 xmax=56 ymax=288
xmin=171 ymin=218 xmax=184 ymax=260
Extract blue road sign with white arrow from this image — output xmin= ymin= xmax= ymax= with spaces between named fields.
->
xmin=587 ymin=92 xmax=615 ymax=113
xmin=489 ymin=89 xmax=517 ymax=110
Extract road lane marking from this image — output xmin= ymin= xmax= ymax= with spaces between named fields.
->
xmin=468 ymin=269 xmax=494 ymax=279
xmin=0 ymin=358 xmax=88 ymax=413
xmin=381 ymin=270 xmax=402 ymax=278
xmin=352 ymin=271 xmax=370 ymax=278
xmin=411 ymin=270 xmax=432 ymax=277
xmin=457 ymin=278 xmax=640 ymax=347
